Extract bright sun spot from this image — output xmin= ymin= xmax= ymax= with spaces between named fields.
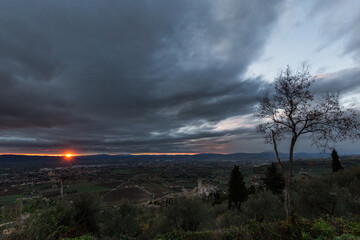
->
xmin=65 ymin=153 xmax=72 ymax=158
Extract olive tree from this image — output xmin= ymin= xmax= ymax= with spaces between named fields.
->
xmin=254 ymin=66 xmax=359 ymax=216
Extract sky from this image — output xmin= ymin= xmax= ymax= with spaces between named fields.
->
xmin=0 ymin=0 xmax=360 ymax=155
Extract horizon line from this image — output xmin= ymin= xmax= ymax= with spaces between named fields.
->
xmin=1 ymin=151 xmax=359 ymax=157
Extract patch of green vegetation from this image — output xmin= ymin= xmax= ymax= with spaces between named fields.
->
xmin=0 ymin=194 xmax=21 ymax=204
xmin=112 ymin=169 xmax=135 ymax=175
xmin=67 ymin=183 xmax=110 ymax=193
xmin=62 ymin=235 xmax=95 ymax=240
xmin=34 ymin=182 xmax=54 ymax=191
xmin=141 ymin=183 xmax=169 ymax=193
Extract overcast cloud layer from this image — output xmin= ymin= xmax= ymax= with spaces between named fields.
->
xmin=0 ymin=0 xmax=360 ymax=154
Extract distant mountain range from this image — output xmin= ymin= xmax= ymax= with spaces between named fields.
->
xmin=0 ymin=152 xmax=343 ymax=169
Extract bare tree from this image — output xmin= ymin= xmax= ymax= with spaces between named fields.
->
xmin=254 ymin=66 xmax=359 ymax=216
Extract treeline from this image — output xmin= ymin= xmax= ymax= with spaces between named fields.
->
xmin=1 ymin=165 xmax=360 ymax=240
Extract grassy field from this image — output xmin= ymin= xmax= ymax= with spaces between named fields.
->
xmin=103 ymin=186 xmax=151 ymax=202
xmin=66 ymin=183 xmax=110 ymax=193
xmin=111 ymin=169 xmax=135 ymax=175
xmin=141 ymin=183 xmax=170 ymax=194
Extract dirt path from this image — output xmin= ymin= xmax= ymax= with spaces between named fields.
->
xmin=102 ymin=181 xmax=128 ymax=197
xmin=135 ymin=185 xmax=152 ymax=196
xmin=102 ymin=181 xmax=153 ymax=199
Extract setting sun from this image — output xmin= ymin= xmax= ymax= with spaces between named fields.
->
xmin=64 ymin=153 xmax=73 ymax=159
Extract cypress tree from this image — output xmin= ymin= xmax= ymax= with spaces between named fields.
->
xmin=331 ymin=149 xmax=343 ymax=172
xmin=228 ymin=165 xmax=247 ymax=209
xmin=262 ymin=162 xmax=284 ymax=194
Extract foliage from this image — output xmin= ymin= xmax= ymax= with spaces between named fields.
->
xmin=61 ymin=235 xmax=95 ymax=240
xmin=293 ymin=167 xmax=360 ymax=218
xmin=158 ymin=230 xmax=214 ymax=240
xmin=72 ymin=194 xmax=101 ymax=234
xmin=220 ymin=226 xmax=249 ymax=240
xmin=98 ymin=199 xmax=142 ymax=239
xmin=16 ymin=201 xmax=72 ymax=240
xmin=262 ymin=163 xmax=285 ymax=194
xmin=335 ymin=235 xmax=360 ymax=240
xmin=311 ymin=219 xmax=335 ymax=239
xmin=228 ymin=165 xmax=248 ymax=209
xmin=7 ymin=194 xmax=101 ymax=240
xmin=0 ymin=205 xmax=18 ymax=224
xmin=210 ymin=191 xmax=227 ymax=206
xmin=217 ymin=208 xmax=243 ymax=229
xmin=241 ymin=191 xmax=285 ymax=222
xmin=157 ymin=216 xmax=360 ymax=240
xmin=331 ymin=149 xmax=343 ymax=173
xmin=160 ymin=198 xmax=215 ymax=233
xmin=293 ymin=178 xmax=349 ymax=218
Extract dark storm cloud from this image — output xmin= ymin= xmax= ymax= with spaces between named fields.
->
xmin=313 ymin=66 xmax=360 ymax=94
xmin=0 ymin=0 xmax=284 ymax=153
xmin=0 ymin=125 xmax=255 ymax=153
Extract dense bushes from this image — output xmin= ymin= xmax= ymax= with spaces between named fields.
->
xmin=160 ymin=198 xmax=215 ymax=233
xmin=16 ymin=200 xmax=72 ymax=239
xmin=8 ymin=196 xmax=146 ymax=239
xmin=98 ymin=199 xmax=144 ymax=239
xmin=73 ymin=194 xmax=102 ymax=234
xmin=293 ymin=166 xmax=360 ymax=218
xmin=11 ymin=196 xmax=98 ymax=239
xmin=156 ymin=217 xmax=360 ymax=240
xmin=241 ymin=191 xmax=285 ymax=222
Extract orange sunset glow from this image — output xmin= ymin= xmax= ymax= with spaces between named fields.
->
xmin=1 ymin=153 xmax=65 ymax=156
xmin=132 ymin=153 xmax=200 ymax=156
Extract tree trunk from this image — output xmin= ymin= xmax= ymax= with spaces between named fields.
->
xmin=285 ymin=137 xmax=296 ymax=217
xmin=284 ymin=177 xmax=291 ymax=216
xmin=272 ymin=131 xmax=285 ymax=177
xmin=272 ymin=131 xmax=291 ymax=216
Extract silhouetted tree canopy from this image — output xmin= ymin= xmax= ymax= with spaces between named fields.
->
xmin=255 ymin=65 xmax=360 ymax=216
xmin=228 ymin=165 xmax=248 ymax=209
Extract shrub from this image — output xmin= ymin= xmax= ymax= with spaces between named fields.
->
xmin=220 ymin=226 xmax=249 ymax=240
xmin=72 ymin=194 xmax=102 ymax=234
xmin=158 ymin=230 xmax=214 ymax=240
xmin=217 ymin=208 xmax=242 ymax=229
xmin=241 ymin=191 xmax=285 ymax=222
xmin=62 ymin=235 xmax=95 ymax=240
xmin=16 ymin=201 xmax=72 ymax=240
xmin=311 ymin=219 xmax=335 ymax=240
xmin=98 ymin=199 xmax=142 ymax=239
xmin=160 ymin=198 xmax=215 ymax=232
xmin=335 ymin=234 xmax=360 ymax=240
xmin=293 ymin=177 xmax=350 ymax=218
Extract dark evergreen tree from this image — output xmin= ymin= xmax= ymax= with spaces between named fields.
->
xmin=211 ymin=191 xmax=226 ymax=206
xmin=331 ymin=149 xmax=343 ymax=172
xmin=262 ymin=162 xmax=285 ymax=194
xmin=228 ymin=165 xmax=247 ymax=209
xmin=247 ymin=185 xmax=256 ymax=195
